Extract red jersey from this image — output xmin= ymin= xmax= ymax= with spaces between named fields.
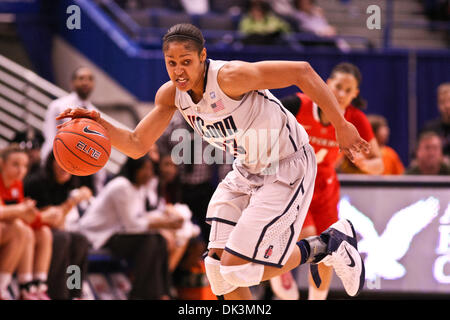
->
xmin=0 ymin=175 xmax=24 ymax=205
xmin=281 ymin=93 xmax=376 ymax=233
xmin=0 ymin=175 xmax=43 ymax=229
xmin=294 ymin=93 xmax=374 ymax=177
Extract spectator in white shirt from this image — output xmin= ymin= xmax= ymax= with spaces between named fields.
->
xmin=77 ymin=155 xmax=189 ymax=299
xmin=179 ymin=0 xmax=209 ymax=14
xmin=41 ymin=67 xmax=97 ymax=160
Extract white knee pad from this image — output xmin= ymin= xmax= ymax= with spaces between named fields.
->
xmin=204 ymin=256 xmax=238 ymax=296
xmin=220 ymin=262 xmax=265 ymax=288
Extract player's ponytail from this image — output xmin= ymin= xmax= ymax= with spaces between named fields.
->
xmin=330 ymin=62 xmax=367 ymax=110
xmin=351 ymin=93 xmax=367 ymax=110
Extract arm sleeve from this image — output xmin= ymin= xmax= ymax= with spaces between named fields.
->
xmin=280 ymin=94 xmax=302 ymax=116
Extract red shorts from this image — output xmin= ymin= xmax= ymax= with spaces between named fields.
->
xmin=302 ymin=173 xmax=340 ymax=234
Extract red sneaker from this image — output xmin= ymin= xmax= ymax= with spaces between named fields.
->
xmin=19 ymin=288 xmax=40 ymax=300
xmin=36 ymin=291 xmax=51 ymax=300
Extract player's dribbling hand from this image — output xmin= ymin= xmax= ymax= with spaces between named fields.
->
xmin=55 ymin=108 xmax=101 ymax=129
xmin=335 ymin=121 xmax=370 ymax=162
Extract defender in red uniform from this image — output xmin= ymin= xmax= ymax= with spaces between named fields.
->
xmin=270 ymin=63 xmax=383 ymax=300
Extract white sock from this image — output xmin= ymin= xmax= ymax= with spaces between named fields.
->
xmin=308 ymin=285 xmax=329 ymax=300
xmin=34 ymin=272 xmax=48 ymax=292
xmin=0 ymin=273 xmax=12 ymax=291
xmin=17 ymin=273 xmax=33 ymax=284
xmin=33 ymin=272 xmax=48 ymax=283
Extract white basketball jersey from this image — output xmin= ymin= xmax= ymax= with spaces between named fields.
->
xmin=175 ymin=59 xmax=309 ymax=174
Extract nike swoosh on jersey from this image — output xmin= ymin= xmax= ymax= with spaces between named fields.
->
xmin=83 ymin=126 xmax=105 ymax=137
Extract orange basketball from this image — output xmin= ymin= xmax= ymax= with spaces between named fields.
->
xmin=53 ymin=118 xmax=111 ymax=176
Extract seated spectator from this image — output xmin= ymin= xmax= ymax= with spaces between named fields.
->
xmin=157 ymin=111 xmax=232 ymax=242
xmin=153 ymin=152 xmax=201 ymax=272
xmin=12 ymin=128 xmax=44 ymax=178
xmin=24 ymin=152 xmax=92 ymax=300
xmin=406 ymin=131 xmax=450 ymax=175
xmin=179 ymin=0 xmax=209 ymax=14
xmin=239 ymin=0 xmax=291 ymax=45
xmin=368 ymin=114 xmax=405 ymax=175
xmin=41 ymin=66 xmax=107 ymax=196
xmin=0 ymin=144 xmax=52 ymax=300
xmin=158 ymin=153 xmax=182 ymax=204
xmin=270 ymin=0 xmax=336 ymax=37
xmin=172 ymin=238 xmax=216 ymax=300
xmin=0 ymin=209 xmax=32 ymax=299
xmin=293 ymin=0 xmax=336 ymax=37
xmin=421 ymin=82 xmax=450 ymax=161
xmin=76 ymin=156 xmax=184 ymax=299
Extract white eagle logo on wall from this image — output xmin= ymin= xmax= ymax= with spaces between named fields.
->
xmin=338 ymin=197 xmax=440 ymax=281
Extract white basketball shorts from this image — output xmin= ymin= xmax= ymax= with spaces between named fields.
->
xmin=206 ymin=143 xmax=317 ymax=268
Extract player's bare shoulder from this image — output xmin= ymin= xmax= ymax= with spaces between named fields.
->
xmin=218 ymin=60 xmax=251 ymax=99
xmin=218 ymin=60 xmax=249 ymax=85
xmin=155 ymin=81 xmax=177 ymax=112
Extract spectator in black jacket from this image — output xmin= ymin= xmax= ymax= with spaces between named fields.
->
xmin=406 ymin=131 xmax=450 ymax=175
xmin=420 ymin=82 xmax=450 ymax=161
xmin=24 ymin=152 xmax=92 ymax=299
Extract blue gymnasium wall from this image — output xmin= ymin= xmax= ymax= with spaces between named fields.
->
xmin=13 ymin=0 xmax=450 ymax=166
xmin=416 ymin=52 xmax=450 ymax=131
xmin=0 ymin=0 xmax=40 ymax=13
xmin=212 ymin=49 xmax=410 ymax=164
xmin=2 ymin=0 xmax=54 ymax=81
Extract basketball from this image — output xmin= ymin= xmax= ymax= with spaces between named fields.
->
xmin=53 ymin=118 xmax=111 ymax=176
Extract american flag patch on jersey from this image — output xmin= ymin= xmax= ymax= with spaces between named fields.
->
xmin=211 ymin=99 xmax=225 ymax=112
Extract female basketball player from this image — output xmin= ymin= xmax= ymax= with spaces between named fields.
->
xmin=271 ymin=62 xmax=383 ymax=300
xmin=57 ymin=23 xmax=369 ymax=299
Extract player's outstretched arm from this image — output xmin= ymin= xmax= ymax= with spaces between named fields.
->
xmin=218 ymin=60 xmax=370 ymax=161
xmin=56 ymin=81 xmax=177 ymax=159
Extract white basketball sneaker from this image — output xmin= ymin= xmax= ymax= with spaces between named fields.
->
xmin=320 ymin=219 xmax=365 ymax=297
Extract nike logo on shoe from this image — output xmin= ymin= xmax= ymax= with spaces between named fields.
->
xmin=344 ymin=246 xmax=356 ymax=267
xmin=83 ymin=126 xmax=105 ymax=137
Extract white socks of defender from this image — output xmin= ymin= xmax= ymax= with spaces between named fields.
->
xmin=34 ymin=272 xmax=48 ymax=292
xmin=17 ymin=273 xmax=33 ymax=285
xmin=0 ymin=273 xmax=12 ymax=296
